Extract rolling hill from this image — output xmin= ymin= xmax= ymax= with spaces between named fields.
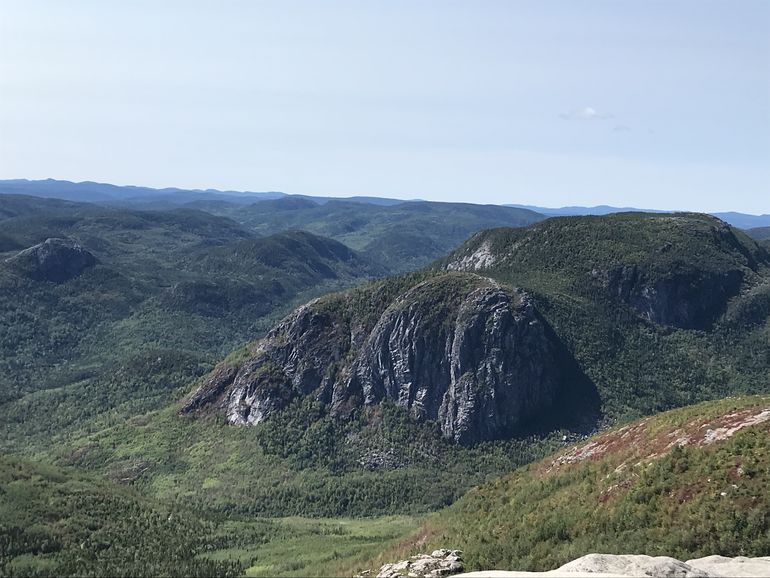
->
xmin=186 ymin=212 xmax=770 ymax=440
xmin=55 ymin=211 xmax=769 ymax=525
xmin=0 ymin=178 xmax=283 ymax=205
xmin=0 ymin=196 xmax=384 ymax=452
xmin=195 ymin=198 xmax=545 ymax=272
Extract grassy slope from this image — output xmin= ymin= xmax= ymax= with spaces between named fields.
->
xmin=210 ymin=516 xmax=421 ymax=578
xmin=367 ymin=395 xmax=770 ymax=574
xmin=58 ymin=399 xmax=561 ymax=518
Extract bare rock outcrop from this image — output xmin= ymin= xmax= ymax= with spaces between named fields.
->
xmin=181 ymin=273 xmax=573 ymax=444
xmin=358 ymin=549 xmax=464 ymax=578
xmin=589 ymin=265 xmax=743 ymax=329
xmin=6 ymin=237 xmax=96 ymax=282
xmin=453 ymin=553 xmax=770 ymax=577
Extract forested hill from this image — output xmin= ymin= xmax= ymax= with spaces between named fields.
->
xmin=180 ymin=198 xmax=545 ymax=272
xmin=747 ymin=226 xmax=770 ymax=241
xmin=441 ymin=212 xmax=770 ymax=419
xmin=187 ymin=212 xmax=770 ymax=442
xmin=0 ymin=454 xmax=243 ymax=577
xmin=0 ymin=196 xmax=383 ymax=451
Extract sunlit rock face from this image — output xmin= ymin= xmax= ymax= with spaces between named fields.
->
xmin=181 ymin=273 xmax=568 ymax=444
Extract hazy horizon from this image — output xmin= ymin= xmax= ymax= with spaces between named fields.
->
xmin=2 ymin=1 xmax=768 ymax=213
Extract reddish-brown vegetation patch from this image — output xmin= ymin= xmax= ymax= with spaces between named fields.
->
xmin=540 ymin=405 xmax=770 ymax=477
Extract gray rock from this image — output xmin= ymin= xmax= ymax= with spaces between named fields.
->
xmin=557 ymin=554 xmax=709 ymax=577
xmin=6 ymin=237 xmax=96 ymax=282
xmin=365 ymin=549 xmax=464 ymax=578
xmin=453 ymin=552 xmax=770 ymax=577
xmin=687 ymin=555 xmax=770 ymax=577
xmin=589 ymin=264 xmax=743 ymax=330
xmin=181 ymin=273 xmax=568 ymax=444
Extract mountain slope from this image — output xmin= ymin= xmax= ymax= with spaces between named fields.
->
xmin=181 ymin=272 xmax=597 ymax=444
xmin=712 ymin=212 xmax=770 ymax=230
xmin=441 ymin=212 xmax=770 ymax=419
xmin=747 ymin=226 xmax=770 ymax=241
xmin=0 ymin=194 xmax=100 ymax=220
xmin=0 ymin=455 xmax=242 ymax=577
xmin=0 ymin=197 xmax=383 ymax=451
xmin=444 ymin=212 xmax=763 ymax=329
xmin=198 ymin=198 xmax=545 ymax=272
xmin=370 ymin=395 xmax=770 ymax=574
xmin=185 ymin=212 xmax=770 ymax=442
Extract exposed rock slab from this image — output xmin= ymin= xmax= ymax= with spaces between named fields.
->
xmin=687 ymin=555 xmax=770 ymax=577
xmin=453 ymin=553 xmax=770 ymax=577
xmin=589 ymin=264 xmax=743 ymax=329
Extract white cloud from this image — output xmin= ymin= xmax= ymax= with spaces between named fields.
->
xmin=560 ymin=106 xmax=612 ymax=120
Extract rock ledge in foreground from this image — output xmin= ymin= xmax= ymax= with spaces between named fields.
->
xmin=453 ymin=552 xmax=770 ymax=577
xmin=359 ymin=549 xmax=464 ymax=578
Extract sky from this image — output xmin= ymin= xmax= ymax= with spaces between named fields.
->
xmin=1 ymin=0 xmax=768 ymax=212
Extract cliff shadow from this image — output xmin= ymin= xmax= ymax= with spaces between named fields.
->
xmin=519 ymin=318 xmax=602 ymax=437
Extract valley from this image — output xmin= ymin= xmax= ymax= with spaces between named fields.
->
xmin=1 ymin=189 xmax=769 ymax=577
xmin=3 ymin=2 xmax=767 ymax=575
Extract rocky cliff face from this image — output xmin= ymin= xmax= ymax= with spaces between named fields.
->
xmin=181 ymin=272 xmax=569 ymax=444
xmin=589 ymin=264 xmax=744 ymax=329
xmin=6 ymin=237 xmax=96 ymax=282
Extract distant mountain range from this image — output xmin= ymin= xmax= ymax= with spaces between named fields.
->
xmin=0 ymin=178 xmax=410 ymax=208
xmin=3 ymin=180 xmax=768 ymax=230
xmin=506 ymin=203 xmax=770 ymax=229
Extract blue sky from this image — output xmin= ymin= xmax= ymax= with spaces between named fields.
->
xmin=1 ymin=0 xmax=768 ymax=212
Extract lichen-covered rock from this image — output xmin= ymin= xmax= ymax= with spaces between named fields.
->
xmin=6 ymin=238 xmax=96 ymax=282
xmin=359 ymin=549 xmax=464 ymax=578
xmin=181 ymin=272 xmax=571 ymax=444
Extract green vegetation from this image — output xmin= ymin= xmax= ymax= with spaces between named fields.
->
xmin=0 ymin=454 xmax=242 ymax=577
xmin=371 ymin=396 xmax=770 ymax=573
xmin=439 ymin=212 xmax=770 ymax=421
xmin=207 ymin=516 xmax=420 ymax=578
xmin=199 ymin=198 xmax=543 ymax=272
xmin=60 ymin=400 xmax=561 ymax=518
xmin=0 ymin=198 xmax=382 ymax=451
xmin=747 ymin=226 xmax=770 ymax=241
xmin=4 ymin=198 xmax=770 ymax=576
xmin=0 ymin=455 xmax=418 ymax=578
